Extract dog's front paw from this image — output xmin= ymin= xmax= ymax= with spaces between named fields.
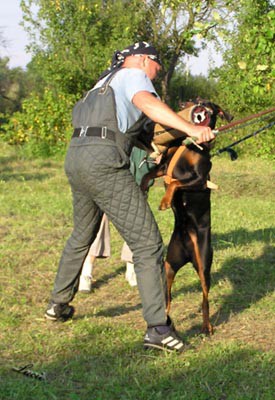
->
xmin=140 ymin=176 xmax=150 ymax=193
xmin=140 ymin=182 xmax=149 ymax=193
xmin=159 ymin=196 xmax=171 ymax=211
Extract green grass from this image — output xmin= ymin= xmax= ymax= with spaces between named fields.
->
xmin=0 ymin=141 xmax=274 ymax=399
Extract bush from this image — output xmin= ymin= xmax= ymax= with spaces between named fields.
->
xmin=1 ymin=88 xmax=77 ymax=158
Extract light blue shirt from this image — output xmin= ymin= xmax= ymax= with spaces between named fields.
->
xmin=94 ymin=68 xmax=158 ymax=133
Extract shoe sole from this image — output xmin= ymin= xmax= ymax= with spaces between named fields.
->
xmin=79 ymin=289 xmax=92 ymax=294
xmin=144 ymin=343 xmax=173 ymax=352
xmin=44 ymin=313 xmax=58 ymax=321
xmin=144 ymin=339 xmax=184 ymax=353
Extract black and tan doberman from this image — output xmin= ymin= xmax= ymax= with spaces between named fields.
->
xmin=141 ymin=99 xmax=233 ymax=334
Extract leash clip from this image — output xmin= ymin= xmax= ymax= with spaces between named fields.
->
xmin=139 ymin=156 xmax=161 ymax=168
xmin=139 ymin=157 xmax=147 ymax=168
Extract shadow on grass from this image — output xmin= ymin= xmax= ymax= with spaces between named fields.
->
xmin=1 ymin=331 xmax=274 ymax=400
xmin=0 ymin=154 xmax=19 ymax=165
xmin=91 ymin=265 xmax=125 ymax=290
xmin=210 ymin=243 xmax=274 ymax=327
xmin=212 ymin=227 xmax=274 ymax=250
xmin=93 ymin=303 xmax=142 ymax=317
xmin=0 ymin=172 xmax=53 ymax=182
xmin=169 ymin=227 xmax=274 ymax=335
xmin=0 ymin=154 xmax=58 ymax=182
xmin=76 ymin=265 xmax=143 ymax=319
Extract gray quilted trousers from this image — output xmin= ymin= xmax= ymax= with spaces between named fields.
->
xmin=51 ymin=137 xmax=167 ymax=327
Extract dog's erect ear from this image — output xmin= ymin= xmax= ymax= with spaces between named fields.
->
xmin=218 ymin=109 xmax=234 ymax=122
xmin=205 ymin=101 xmax=234 ymax=123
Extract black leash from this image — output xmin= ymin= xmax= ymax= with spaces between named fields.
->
xmin=12 ymin=364 xmax=46 ymax=381
xmin=213 ymin=120 xmax=275 ymax=160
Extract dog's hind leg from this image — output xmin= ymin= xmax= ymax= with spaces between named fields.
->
xmin=189 ymin=231 xmax=213 ymax=335
xmin=164 ymin=260 xmax=176 ymax=314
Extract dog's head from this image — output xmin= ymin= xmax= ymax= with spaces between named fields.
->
xmin=180 ymin=97 xmax=233 ymax=130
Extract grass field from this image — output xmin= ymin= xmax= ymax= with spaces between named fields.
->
xmin=0 ymin=141 xmax=274 ymax=400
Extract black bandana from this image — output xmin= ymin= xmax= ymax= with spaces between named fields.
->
xmin=98 ymin=41 xmax=161 ymax=81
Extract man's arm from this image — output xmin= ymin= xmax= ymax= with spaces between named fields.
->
xmin=132 ymin=91 xmax=215 ymax=144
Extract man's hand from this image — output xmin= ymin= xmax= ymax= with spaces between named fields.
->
xmin=185 ymin=125 xmax=215 ymax=144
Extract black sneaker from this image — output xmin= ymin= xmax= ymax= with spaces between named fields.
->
xmin=45 ymin=302 xmax=74 ymax=321
xmin=144 ymin=324 xmax=184 ymax=352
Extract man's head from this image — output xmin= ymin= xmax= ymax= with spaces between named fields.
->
xmin=98 ymin=41 xmax=162 ymax=81
xmin=121 ymin=42 xmax=162 ymax=80
xmin=120 ymin=42 xmax=162 ymax=66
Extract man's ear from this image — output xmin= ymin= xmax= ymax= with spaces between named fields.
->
xmin=143 ymin=55 xmax=148 ymax=67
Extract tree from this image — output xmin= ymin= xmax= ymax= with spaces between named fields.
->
xmin=21 ymin=0 xmax=235 ymax=100
xmin=0 ymin=29 xmax=38 ymax=116
xmin=139 ymin=0 xmax=235 ymax=101
xmin=21 ymin=0 xmax=146 ymax=95
xmin=210 ymin=0 xmax=274 ymax=158
xmin=169 ymin=70 xmax=218 ymax=110
xmin=212 ymin=0 xmax=274 ymax=113
xmin=0 ymin=57 xmax=35 ymax=115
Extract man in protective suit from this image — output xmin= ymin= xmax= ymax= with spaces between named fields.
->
xmin=45 ymin=41 xmax=214 ymax=352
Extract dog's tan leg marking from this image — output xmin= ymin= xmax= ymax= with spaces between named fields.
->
xmin=165 ymin=260 xmax=175 ymax=315
xmin=189 ymin=231 xmax=213 ymax=335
